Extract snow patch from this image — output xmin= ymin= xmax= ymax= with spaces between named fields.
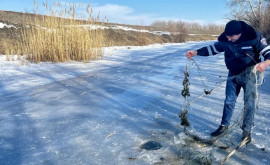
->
xmin=0 ymin=22 xmax=16 ymax=29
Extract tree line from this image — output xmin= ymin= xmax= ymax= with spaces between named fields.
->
xmin=150 ymin=0 xmax=270 ymax=42
xmin=150 ymin=20 xmax=224 ymax=35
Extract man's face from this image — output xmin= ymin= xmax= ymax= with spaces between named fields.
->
xmin=226 ymin=33 xmax=242 ymax=42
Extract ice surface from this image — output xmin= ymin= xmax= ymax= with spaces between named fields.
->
xmin=0 ymin=41 xmax=269 ymax=164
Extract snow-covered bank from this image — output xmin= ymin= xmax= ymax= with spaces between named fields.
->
xmin=0 ymin=41 xmax=269 ymax=165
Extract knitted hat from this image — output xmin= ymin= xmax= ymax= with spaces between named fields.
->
xmin=224 ymin=20 xmax=242 ymax=36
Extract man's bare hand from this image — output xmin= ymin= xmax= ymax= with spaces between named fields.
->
xmin=186 ymin=50 xmax=197 ymax=59
xmin=256 ymin=60 xmax=270 ymax=72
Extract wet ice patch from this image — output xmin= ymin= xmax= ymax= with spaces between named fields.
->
xmin=140 ymin=141 xmax=162 ymax=150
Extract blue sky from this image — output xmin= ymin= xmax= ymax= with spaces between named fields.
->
xmin=0 ymin=0 xmax=229 ymax=25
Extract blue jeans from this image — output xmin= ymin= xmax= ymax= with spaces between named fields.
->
xmin=221 ymin=66 xmax=258 ymax=133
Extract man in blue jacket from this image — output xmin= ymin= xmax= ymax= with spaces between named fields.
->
xmin=186 ymin=20 xmax=270 ymax=142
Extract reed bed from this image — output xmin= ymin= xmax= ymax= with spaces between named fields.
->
xmin=4 ymin=0 xmax=105 ymax=63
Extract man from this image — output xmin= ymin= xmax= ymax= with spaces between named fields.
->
xmin=186 ymin=20 xmax=270 ymax=142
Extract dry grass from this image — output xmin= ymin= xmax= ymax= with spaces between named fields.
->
xmin=3 ymin=1 xmax=105 ymax=63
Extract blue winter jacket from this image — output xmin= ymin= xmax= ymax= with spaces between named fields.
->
xmin=196 ymin=21 xmax=270 ymax=75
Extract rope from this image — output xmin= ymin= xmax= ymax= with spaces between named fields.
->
xmin=252 ymin=64 xmax=264 ymax=86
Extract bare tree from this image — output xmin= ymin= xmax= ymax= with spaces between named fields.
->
xmin=261 ymin=2 xmax=270 ymax=41
xmin=226 ymin=0 xmax=268 ymax=32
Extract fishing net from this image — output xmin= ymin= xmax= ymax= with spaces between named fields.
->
xmin=179 ymin=59 xmax=264 ymax=141
xmin=178 ymin=58 xmax=264 ymax=164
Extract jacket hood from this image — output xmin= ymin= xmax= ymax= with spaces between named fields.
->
xmin=218 ymin=21 xmax=257 ymax=42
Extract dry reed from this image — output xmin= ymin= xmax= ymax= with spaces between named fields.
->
xmin=4 ymin=0 xmax=105 ymax=63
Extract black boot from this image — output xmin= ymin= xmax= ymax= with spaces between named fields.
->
xmin=242 ymin=131 xmax=251 ymax=144
xmin=211 ymin=125 xmax=228 ymax=137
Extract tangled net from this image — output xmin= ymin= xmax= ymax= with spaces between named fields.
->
xmin=179 ymin=59 xmax=226 ymax=127
xmin=178 ymin=58 xmax=265 ymax=164
xmin=179 ymin=59 xmax=264 ymax=141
